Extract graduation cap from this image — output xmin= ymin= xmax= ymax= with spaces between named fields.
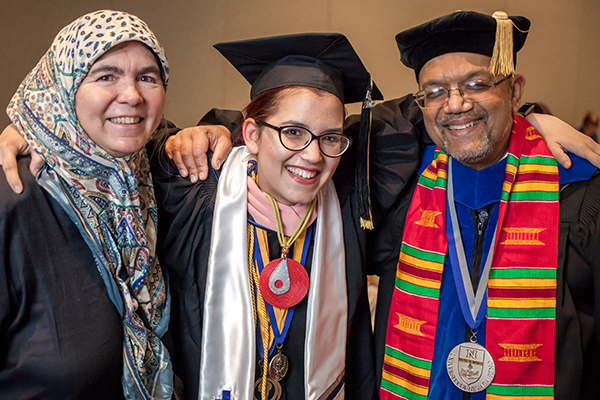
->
xmin=214 ymin=33 xmax=382 ymax=104
xmin=214 ymin=33 xmax=382 ymax=229
xmin=395 ymin=11 xmax=531 ymax=80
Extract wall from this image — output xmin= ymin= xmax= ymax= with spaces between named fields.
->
xmin=1 ymin=0 xmax=598 ymax=130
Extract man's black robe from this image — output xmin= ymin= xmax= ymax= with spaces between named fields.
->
xmin=365 ymin=98 xmax=600 ymax=400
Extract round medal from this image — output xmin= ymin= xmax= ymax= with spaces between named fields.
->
xmin=253 ymin=376 xmax=282 ymax=400
xmin=259 ymin=258 xmax=309 ymax=308
xmin=446 ymin=342 xmax=495 ymax=393
xmin=269 ymin=352 xmax=289 ymax=381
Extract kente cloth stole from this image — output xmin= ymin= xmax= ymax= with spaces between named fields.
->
xmin=381 ymin=114 xmax=559 ymax=400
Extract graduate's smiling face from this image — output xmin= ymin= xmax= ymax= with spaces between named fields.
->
xmin=243 ymin=87 xmax=344 ymax=206
xmin=418 ymin=52 xmax=525 ymax=170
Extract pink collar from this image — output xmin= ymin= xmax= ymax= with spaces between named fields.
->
xmin=247 ymin=176 xmax=318 ymax=236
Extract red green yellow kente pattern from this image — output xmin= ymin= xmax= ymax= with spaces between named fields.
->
xmin=381 ymin=114 xmax=559 ymax=399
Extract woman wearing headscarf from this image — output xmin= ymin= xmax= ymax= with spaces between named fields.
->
xmin=0 ymin=10 xmax=172 ymax=399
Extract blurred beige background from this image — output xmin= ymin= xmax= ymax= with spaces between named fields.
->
xmin=2 ymin=0 xmax=598 ymax=130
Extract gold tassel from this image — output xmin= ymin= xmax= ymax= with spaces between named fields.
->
xmin=360 ymin=213 xmax=374 ymax=230
xmin=358 ymin=78 xmax=375 ymax=231
xmin=247 ymin=224 xmax=270 ymax=400
xmin=490 ymin=11 xmax=514 ymax=76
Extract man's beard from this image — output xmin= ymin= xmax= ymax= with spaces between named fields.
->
xmin=441 ymin=128 xmax=499 ymax=165
xmin=435 ymin=111 xmax=501 ymax=166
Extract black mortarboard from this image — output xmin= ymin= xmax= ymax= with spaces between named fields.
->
xmin=396 ymin=11 xmax=531 ymax=80
xmin=213 ymin=33 xmax=382 ymax=104
xmin=215 ymin=33 xmax=382 ymax=229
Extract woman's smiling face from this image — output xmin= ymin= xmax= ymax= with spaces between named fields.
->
xmin=75 ymin=41 xmax=166 ymax=158
xmin=243 ymin=87 xmax=345 ymax=206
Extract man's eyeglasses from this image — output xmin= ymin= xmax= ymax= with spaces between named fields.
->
xmin=413 ymin=74 xmax=514 ymax=110
xmin=257 ymin=120 xmax=352 ymax=158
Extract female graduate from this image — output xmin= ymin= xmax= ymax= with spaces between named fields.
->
xmin=149 ymin=33 xmax=388 ymax=400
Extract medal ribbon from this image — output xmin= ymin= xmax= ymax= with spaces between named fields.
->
xmin=252 ymin=223 xmax=314 ymax=356
xmin=247 ymin=156 xmax=316 ymax=399
xmin=267 ymin=194 xmax=315 ymax=258
xmin=381 ymin=114 xmax=558 ymax=399
xmin=446 ymin=158 xmax=499 ymax=330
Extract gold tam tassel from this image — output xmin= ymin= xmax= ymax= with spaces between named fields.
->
xmin=490 ymin=11 xmax=514 ymax=76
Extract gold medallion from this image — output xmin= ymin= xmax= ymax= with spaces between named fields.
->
xmin=268 ymin=352 xmax=289 ymax=381
xmin=253 ymin=376 xmax=282 ymax=400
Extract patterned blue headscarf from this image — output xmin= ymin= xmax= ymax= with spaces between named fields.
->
xmin=7 ymin=10 xmax=172 ymax=399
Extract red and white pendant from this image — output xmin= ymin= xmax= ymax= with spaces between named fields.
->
xmin=259 ymin=258 xmax=309 ymax=308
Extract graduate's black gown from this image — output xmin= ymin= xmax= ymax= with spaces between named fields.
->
xmin=148 ymin=107 xmax=421 ymax=400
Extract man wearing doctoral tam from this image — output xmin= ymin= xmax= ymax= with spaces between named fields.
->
xmin=373 ymin=10 xmax=600 ymax=400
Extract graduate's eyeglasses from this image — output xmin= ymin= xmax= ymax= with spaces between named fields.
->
xmin=257 ymin=120 xmax=352 ymax=158
xmin=413 ymin=74 xmax=514 ymax=109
